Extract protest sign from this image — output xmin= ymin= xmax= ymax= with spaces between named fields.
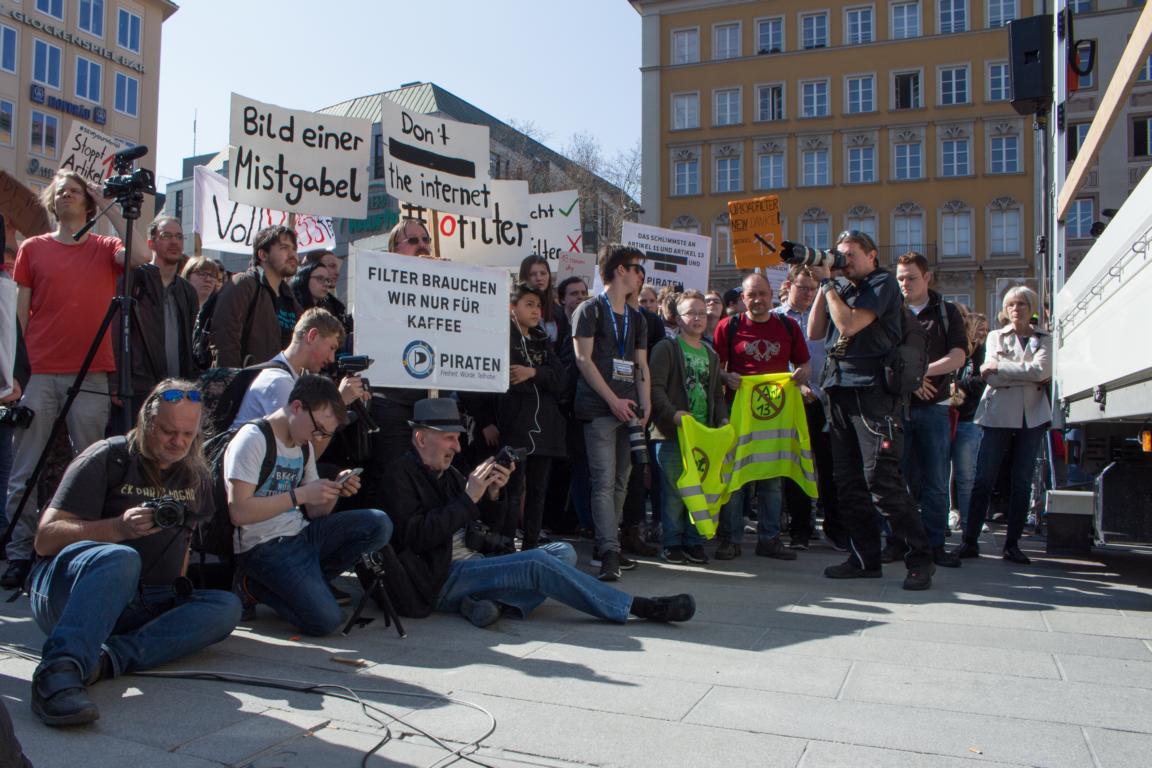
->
xmin=351 ymin=248 xmax=509 ymax=392
xmin=0 ymin=171 xmax=51 ymax=237
xmin=728 ymin=195 xmax=782 ymax=269
xmin=59 ymin=123 xmax=132 ymax=187
xmin=227 ymin=93 xmax=371 ymax=218
xmin=195 ymin=167 xmax=335 ymax=255
xmin=379 ymin=96 xmax=492 ymax=218
xmin=558 ymin=250 xmax=596 ymax=290
xmin=435 ymin=180 xmax=530 ymax=266
xmin=528 ymin=190 xmax=582 ymax=263
xmin=621 ymin=222 xmax=711 ymax=292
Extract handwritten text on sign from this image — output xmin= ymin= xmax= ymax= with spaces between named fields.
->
xmin=528 ymin=190 xmax=582 ymax=261
xmin=379 ymin=96 xmax=492 ymax=218
xmin=59 ymin=123 xmax=132 ymax=187
xmin=728 ymin=195 xmax=782 ymax=269
xmin=351 ymin=248 xmax=509 ymax=393
xmin=228 ymin=93 xmax=371 ymax=218
xmin=194 ymin=167 xmax=335 ymax=255
xmin=621 ymin=222 xmax=711 ymax=293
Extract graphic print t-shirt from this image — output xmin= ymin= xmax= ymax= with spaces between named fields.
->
xmin=679 ymin=338 xmax=710 ymax=423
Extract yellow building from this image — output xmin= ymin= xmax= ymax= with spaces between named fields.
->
xmin=630 ymin=0 xmax=1041 ymax=313
xmin=0 ymin=0 xmax=175 ymax=226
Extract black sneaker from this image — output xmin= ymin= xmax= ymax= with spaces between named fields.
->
xmin=1 ymin=559 xmax=31 ymax=589
xmin=903 ymin=562 xmax=936 ymax=591
xmin=824 ymin=559 xmax=882 ymax=579
xmin=788 ymin=534 xmax=809 ymax=550
xmin=755 ymin=536 xmax=798 ymax=560
xmin=31 ymin=660 xmax=99 ymax=727
xmin=661 ymin=546 xmax=687 ymax=564
xmin=933 ymin=545 xmax=962 ymax=568
xmin=683 ymin=545 xmax=710 ymax=564
xmin=953 ymin=541 xmax=980 ymax=559
xmin=459 ymin=595 xmax=501 ymax=628
xmin=598 ymin=551 xmax=622 ymax=581
xmin=619 ymin=552 xmax=638 ymax=571
xmin=1002 ymin=544 xmax=1032 ymax=565
xmin=880 ymin=540 xmax=908 ymax=564
xmin=641 ymin=594 xmax=697 ymax=622
xmin=714 ymin=541 xmax=741 ymax=560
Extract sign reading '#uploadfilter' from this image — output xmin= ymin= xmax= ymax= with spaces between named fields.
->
xmin=379 ymin=96 xmax=492 ymax=218
xmin=194 ymin=167 xmax=335 ymax=255
xmin=228 ymin=93 xmax=371 ymax=218
xmin=351 ymin=248 xmax=509 ymax=393
xmin=436 ymin=180 xmax=530 ymax=266
xmin=59 ymin=123 xmax=132 ymax=187
xmin=621 ymin=222 xmax=711 ymax=293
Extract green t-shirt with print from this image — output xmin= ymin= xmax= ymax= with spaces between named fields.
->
xmin=679 ymin=337 xmax=710 ymax=424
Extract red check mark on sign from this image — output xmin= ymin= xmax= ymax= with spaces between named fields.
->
xmin=566 ymin=235 xmax=582 ymax=252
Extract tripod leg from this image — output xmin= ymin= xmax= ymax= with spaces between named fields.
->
xmin=341 ymin=576 xmax=378 ymax=637
xmin=373 ymin=579 xmax=406 ymax=639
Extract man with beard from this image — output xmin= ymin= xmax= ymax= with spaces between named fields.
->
xmin=209 ymin=225 xmax=304 ymax=368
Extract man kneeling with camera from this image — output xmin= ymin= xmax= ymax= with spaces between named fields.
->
xmin=28 ymin=380 xmax=242 ymax=727
xmin=379 ymin=398 xmax=696 ymax=628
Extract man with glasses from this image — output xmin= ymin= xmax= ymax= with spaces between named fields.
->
xmin=572 ymin=245 xmax=651 ymax=581
xmin=388 ymin=218 xmax=435 ymax=258
xmin=224 ymin=375 xmax=392 ymax=635
xmin=807 ymin=231 xmax=935 ymax=590
xmin=26 ymin=379 xmax=241 ymax=727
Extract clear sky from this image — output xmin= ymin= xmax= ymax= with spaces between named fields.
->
xmin=155 ymin=0 xmax=642 ymax=190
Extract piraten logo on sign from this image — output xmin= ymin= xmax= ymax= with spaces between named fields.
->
xmin=750 ymin=381 xmax=786 ymax=421
xmin=403 ymin=340 xmax=435 ymax=380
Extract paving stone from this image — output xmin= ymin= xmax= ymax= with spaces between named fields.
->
xmin=1044 ymin=611 xmax=1152 ymax=640
xmin=862 ymin=617 xmax=1152 ymax=659
xmin=1055 ymin=652 xmax=1152 ymax=690
xmin=797 ymin=739 xmax=1032 ymax=767
xmin=1082 ymin=726 xmax=1152 ymax=768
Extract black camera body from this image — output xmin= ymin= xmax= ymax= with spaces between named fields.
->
xmin=142 ymin=495 xmax=187 ymax=529
xmin=102 ymin=145 xmax=156 ymax=200
xmin=464 ymin=519 xmax=512 ymax=555
xmin=0 ymin=405 xmax=34 ymax=429
xmin=494 ymin=445 xmax=527 ymax=468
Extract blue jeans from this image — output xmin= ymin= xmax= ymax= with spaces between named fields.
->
xmin=435 ymin=542 xmax=632 ymax=622
xmin=655 ymin=439 xmax=703 ymax=548
xmin=902 ymin=404 xmax=953 ymax=548
xmin=719 ymin=478 xmax=782 ymax=544
xmin=238 ymin=508 xmax=393 ymax=636
xmin=964 ymin=423 xmax=1048 ymax=547
xmin=29 ymin=542 xmax=241 ymax=681
xmin=584 ymin=416 xmax=631 ymax=554
xmin=951 ymin=420 xmax=983 ymax=529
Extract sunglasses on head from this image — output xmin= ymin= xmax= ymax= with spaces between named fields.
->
xmin=156 ymin=389 xmax=201 ymax=403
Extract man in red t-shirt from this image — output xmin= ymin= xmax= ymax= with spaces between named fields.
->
xmin=1 ymin=171 xmax=149 ymax=589
xmin=711 ymin=273 xmax=810 ymax=561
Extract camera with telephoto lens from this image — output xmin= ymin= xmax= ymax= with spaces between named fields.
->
xmin=626 ymin=406 xmax=648 ymax=466
xmin=779 ymin=241 xmax=846 ymax=270
xmin=493 ymin=445 xmax=527 ymax=468
xmin=464 ymin=519 xmax=511 ymax=555
xmin=142 ymin=495 xmax=187 ymax=529
xmin=0 ymin=405 xmax=34 ymax=429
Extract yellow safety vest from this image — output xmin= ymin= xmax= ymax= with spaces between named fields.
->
xmin=675 ymin=416 xmax=736 ymax=539
xmin=727 ymin=373 xmax=817 ymax=497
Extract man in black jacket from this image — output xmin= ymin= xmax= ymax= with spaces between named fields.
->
xmin=379 ymin=398 xmax=696 ymax=628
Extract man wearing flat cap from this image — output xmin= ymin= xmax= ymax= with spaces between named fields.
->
xmin=375 ymin=398 xmax=697 ymax=627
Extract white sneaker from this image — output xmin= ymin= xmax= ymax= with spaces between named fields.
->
xmin=948 ymin=510 xmax=961 ymax=531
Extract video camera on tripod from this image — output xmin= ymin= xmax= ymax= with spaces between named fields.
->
xmin=102 ymin=145 xmax=155 ymax=200
xmin=333 ymin=354 xmax=380 ymax=434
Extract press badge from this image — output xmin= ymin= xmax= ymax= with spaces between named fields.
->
xmin=612 ymin=358 xmax=635 ymax=383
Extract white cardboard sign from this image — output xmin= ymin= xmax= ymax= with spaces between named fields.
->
xmin=527 ymin=190 xmax=583 ymax=263
xmin=621 ymin=222 xmax=711 ymax=292
xmin=435 ymin=180 xmax=530 ymax=266
xmin=59 ymin=122 xmax=132 ymax=186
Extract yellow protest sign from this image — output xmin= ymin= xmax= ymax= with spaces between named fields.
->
xmin=728 ymin=195 xmax=782 ymax=269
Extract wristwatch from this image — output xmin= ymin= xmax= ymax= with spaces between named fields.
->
xmin=288 ymin=488 xmax=298 ymax=508
xmin=819 ymin=278 xmax=835 ymax=296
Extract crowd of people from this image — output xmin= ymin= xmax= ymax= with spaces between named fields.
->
xmin=0 ymin=170 xmax=1053 ymax=730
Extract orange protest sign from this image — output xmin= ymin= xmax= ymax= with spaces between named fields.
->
xmin=728 ymin=195 xmax=782 ymax=269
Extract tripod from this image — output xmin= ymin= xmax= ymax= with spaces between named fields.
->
xmin=343 ymin=552 xmax=406 ymax=638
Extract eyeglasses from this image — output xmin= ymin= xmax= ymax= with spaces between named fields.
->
xmin=156 ymin=389 xmax=201 ymax=403
xmin=306 ymin=408 xmax=334 ymax=440
xmin=403 ymin=236 xmax=432 ymax=246
xmin=793 ymin=284 xmax=819 ymax=293
xmin=154 ymin=232 xmax=183 ymax=241
xmin=311 ymin=274 xmax=336 ymax=287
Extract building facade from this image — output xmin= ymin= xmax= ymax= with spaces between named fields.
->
xmin=631 ymin=0 xmax=1050 ymax=313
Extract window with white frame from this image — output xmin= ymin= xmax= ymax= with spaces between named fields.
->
xmin=672 ymin=93 xmax=699 ymax=130
xmin=36 ymin=0 xmax=64 ymax=19
xmin=757 ymin=17 xmax=784 ymax=53
xmin=988 ymin=61 xmax=1011 ymax=101
xmin=894 ymin=71 xmax=921 ymax=109
xmin=0 ymin=25 xmax=15 ymax=74
xmin=114 ymin=71 xmax=138 ymax=117
xmin=715 ymin=154 xmax=742 ymax=193
xmin=802 ymin=148 xmax=830 ymax=185
xmin=848 ymin=146 xmax=876 ymax=183
xmin=987 ymin=0 xmax=1017 ymax=28
xmin=757 ymin=83 xmax=785 ymax=121
xmin=1066 ymin=198 xmax=1094 ymax=239
xmin=1075 ymin=41 xmax=1095 ymax=89
xmin=941 ymin=207 xmax=972 ymax=257
xmin=671 ymin=215 xmax=701 ymax=234
xmin=847 ymin=75 xmax=875 ymax=113
xmin=845 ymin=6 xmax=874 ymax=44
xmin=1067 ymin=122 xmax=1090 ymax=160
xmin=990 ymin=135 xmax=1019 ymax=173
xmin=30 ymin=109 xmax=59 ymax=157
xmin=714 ymin=88 xmax=741 ymax=125
xmin=673 ymin=155 xmax=700 ymax=195
xmin=940 ymin=65 xmax=969 ymax=105
xmin=801 ymin=216 xmax=831 ymax=249
xmin=1133 ymin=117 xmax=1151 ymax=158
xmin=846 ymin=212 xmax=878 ymax=240
xmin=938 ymin=0 xmax=967 ymax=34
xmin=891 ymin=1 xmax=921 ymax=39
xmin=894 ymin=141 xmax=923 ymax=179
xmin=714 ymin=219 xmax=732 ymax=264
xmin=79 ymin=0 xmax=105 ymax=36
xmin=801 ymin=80 xmax=829 ymax=117
xmin=0 ymin=99 xmax=13 ymax=146
xmin=33 ymin=39 xmax=62 ymax=89
xmin=757 ymin=150 xmax=785 ymax=189
xmin=941 ymin=137 xmax=970 ymax=176
xmin=801 ymin=12 xmax=828 ymax=48
xmin=989 ymin=207 xmax=1021 ymax=255
xmin=117 ymin=8 xmax=141 ymax=53
xmin=714 ymin=22 xmax=741 ymax=59
xmin=893 ymin=207 xmax=925 ymax=253
xmin=75 ymin=56 xmax=101 ymax=103
xmin=672 ymin=28 xmax=699 ymax=64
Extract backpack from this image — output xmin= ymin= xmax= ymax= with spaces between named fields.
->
xmin=882 ymin=304 xmax=930 ymax=396
xmin=198 ymin=418 xmax=310 ymax=558
xmin=190 ymin=277 xmax=263 ymax=370
xmin=197 ymin=359 xmax=292 ymax=440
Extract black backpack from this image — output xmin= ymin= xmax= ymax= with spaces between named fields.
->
xmin=197 ymin=359 xmax=292 ymax=440
xmin=190 ymin=277 xmax=262 ymax=370
xmin=882 ymin=304 xmax=930 ymax=396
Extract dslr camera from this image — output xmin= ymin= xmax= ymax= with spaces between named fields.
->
xmin=626 ymin=406 xmax=648 ymax=466
xmin=0 ymin=405 xmax=34 ymax=429
xmin=779 ymin=241 xmax=846 ymax=270
xmin=494 ymin=445 xmax=527 ymax=468
xmin=142 ymin=495 xmax=188 ymax=529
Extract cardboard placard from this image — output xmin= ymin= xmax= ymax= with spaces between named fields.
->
xmin=728 ymin=195 xmax=783 ymax=269
xmin=621 ymin=222 xmax=711 ymax=292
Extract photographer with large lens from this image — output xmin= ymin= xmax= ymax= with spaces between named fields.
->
xmin=25 ymin=380 xmax=241 ymax=727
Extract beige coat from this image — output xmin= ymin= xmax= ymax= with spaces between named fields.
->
xmin=973 ymin=325 xmax=1052 ymax=429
